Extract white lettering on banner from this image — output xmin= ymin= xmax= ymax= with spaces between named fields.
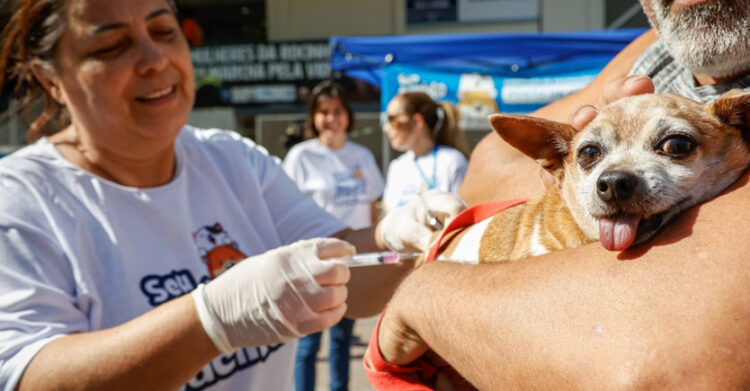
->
xmin=305 ymin=62 xmax=331 ymax=79
xmin=279 ymin=43 xmax=330 ymax=61
xmin=191 ymin=45 xmax=256 ymax=65
xmin=396 ymin=73 xmax=448 ymax=100
xmin=397 ymin=73 xmax=421 ymax=85
xmin=257 ymin=44 xmax=278 ymax=61
xmin=194 ymin=62 xmax=328 ymax=83
xmin=230 ymin=85 xmax=296 ymax=104
xmin=266 ymin=62 xmax=304 ymax=81
xmin=501 ymin=75 xmax=595 ymax=104
xmin=195 ymin=64 xmax=267 ymax=82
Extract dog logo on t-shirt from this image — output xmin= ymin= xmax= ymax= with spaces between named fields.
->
xmin=193 ymin=223 xmax=247 ymax=279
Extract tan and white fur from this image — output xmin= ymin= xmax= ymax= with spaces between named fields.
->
xmin=434 ymin=90 xmax=750 ymax=264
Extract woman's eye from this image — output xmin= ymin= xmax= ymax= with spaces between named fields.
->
xmin=658 ymin=135 xmax=695 ymax=156
xmin=153 ymin=28 xmax=175 ymax=38
xmin=93 ymin=41 xmax=125 ymax=56
xmin=578 ymin=145 xmax=602 ymax=168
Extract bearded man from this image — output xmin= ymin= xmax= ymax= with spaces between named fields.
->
xmin=373 ymin=1 xmax=750 ymax=389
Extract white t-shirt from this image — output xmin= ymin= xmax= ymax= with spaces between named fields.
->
xmin=283 ymin=139 xmax=384 ymax=230
xmin=0 ymin=126 xmax=346 ymax=391
xmin=383 ymin=145 xmax=468 ymax=211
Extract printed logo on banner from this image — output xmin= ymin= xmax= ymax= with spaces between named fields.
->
xmin=457 ymin=74 xmax=500 ymax=130
xmin=396 ymin=73 xmax=448 ymax=101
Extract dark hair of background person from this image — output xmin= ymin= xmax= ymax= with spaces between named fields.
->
xmin=305 ymin=80 xmax=354 ymax=137
xmin=0 ymin=0 xmax=177 ymax=143
xmin=395 ymin=91 xmax=470 ymax=158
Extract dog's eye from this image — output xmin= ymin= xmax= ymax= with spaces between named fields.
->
xmin=658 ymin=135 xmax=695 ymax=157
xmin=578 ymin=145 xmax=601 ymax=168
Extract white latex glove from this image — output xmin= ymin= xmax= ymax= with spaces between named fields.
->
xmin=192 ymin=238 xmax=354 ymax=354
xmin=378 ymin=189 xmax=467 ymax=252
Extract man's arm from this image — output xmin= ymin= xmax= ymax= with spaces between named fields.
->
xmin=459 ymin=29 xmax=658 ymax=205
xmin=380 ymin=171 xmax=750 ymax=389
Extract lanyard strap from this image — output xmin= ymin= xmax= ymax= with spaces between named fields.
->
xmin=425 ymin=198 xmax=528 ymax=263
xmin=414 ymin=146 xmax=438 ymax=190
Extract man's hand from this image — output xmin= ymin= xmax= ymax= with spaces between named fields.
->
xmin=569 ymin=75 xmax=655 ymax=130
xmin=376 ymin=303 xmax=430 ymax=365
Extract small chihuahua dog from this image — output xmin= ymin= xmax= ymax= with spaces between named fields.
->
xmin=436 ymin=90 xmax=750 ymax=263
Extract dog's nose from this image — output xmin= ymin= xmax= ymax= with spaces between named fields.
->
xmin=597 ymin=171 xmax=638 ymax=202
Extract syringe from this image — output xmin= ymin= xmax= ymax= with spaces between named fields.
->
xmin=332 ymin=251 xmax=421 ymax=267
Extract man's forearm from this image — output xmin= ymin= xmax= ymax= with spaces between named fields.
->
xmin=388 ymin=174 xmax=750 ymax=389
xmin=18 ymin=294 xmax=218 ymax=390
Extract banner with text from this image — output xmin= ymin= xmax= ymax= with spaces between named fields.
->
xmin=381 ymin=63 xmax=601 ymax=130
xmin=190 ymin=40 xmax=331 ymax=107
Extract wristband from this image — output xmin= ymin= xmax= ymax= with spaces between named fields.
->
xmin=192 ymin=283 xmax=234 ymax=355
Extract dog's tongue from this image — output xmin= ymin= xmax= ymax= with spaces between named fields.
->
xmin=599 ymin=214 xmax=641 ymax=251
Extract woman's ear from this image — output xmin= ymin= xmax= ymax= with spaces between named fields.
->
xmin=30 ymin=61 xmax=65 ymax=105
xmin=412 ymin=112 xmax=426 ymax=132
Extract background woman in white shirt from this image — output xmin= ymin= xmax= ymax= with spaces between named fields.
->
xmin=382 ymin=92 xmax=470 ymax=212
xmin=283 ymin=80 xmax=384 ymax=391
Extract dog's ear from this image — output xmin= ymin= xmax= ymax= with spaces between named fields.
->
xmin=489 ymin=114 xmax=577 ymax=175
xmin=709 ymin=89 xmax=750 ymax=142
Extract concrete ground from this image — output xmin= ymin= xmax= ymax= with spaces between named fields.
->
xmin=313 ymin=315 xmax=379 ymax=391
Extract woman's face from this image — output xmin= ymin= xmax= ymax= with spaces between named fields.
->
xmin=51 ymin=0 xmax=194 ymax=154
xmin=383 ymin=97 xmax=419 ymax=152
xmin=314 ymin=97 xmax=350 ymax=143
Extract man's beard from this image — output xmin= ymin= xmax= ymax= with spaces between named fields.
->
xmin=645 ymin=0 xmax=750 ymax=78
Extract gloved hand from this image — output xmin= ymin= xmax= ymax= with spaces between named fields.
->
xmin=378 ymin=189 xmax=467 ymax=252
xmin=192 ymin=238 xmax=354 ymax=354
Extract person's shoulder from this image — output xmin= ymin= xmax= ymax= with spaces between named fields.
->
xmin=344 ymin=141 xmax=376 ymax=157
xmin=0 ymin=142 xmax=66 ymax=217
xmin=289 ymin=138 xmax=320 ymax=154
xmin=179 ymin=125 xmax=272 ymax=160
xmin=284 ymin=139 xmax=322 ymax=160
xmin=283 ymin=139 xmax=317 ymax=164
xmin=0 ymin=140 xmax=66 ymax=182
xmin=180 ymin=125 xmax=247 ymax=146
xmin=437 ymin=146 xmax=468 ymax=163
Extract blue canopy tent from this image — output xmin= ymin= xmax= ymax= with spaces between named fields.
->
xmin=330 ymin=29 xmax=646 ymax=124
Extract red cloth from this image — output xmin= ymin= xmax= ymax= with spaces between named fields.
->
xmin=364 ymin=313 xmax=437 ymax=390
xmin=364 ymin=199 xmax=528 ymax=390
xmin=424 ymin=199 xmax=528 ymax=263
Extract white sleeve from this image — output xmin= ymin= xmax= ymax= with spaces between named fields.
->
xmin=0 ymin=183 xmax=88 ymax=390
xmin=382 ymin=162 xmax=396 ymax=212
xmin=447 ymin=153 xmax=469 ymax=194
xmin=240 ymin=139 xmax=347 ymax=242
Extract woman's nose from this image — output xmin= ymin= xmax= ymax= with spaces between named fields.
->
xmin=136 ymin=39 xmax=169 ymax=75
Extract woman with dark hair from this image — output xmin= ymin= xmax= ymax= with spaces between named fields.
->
xmin=0 ymin=1 xmax=463 ymax=389
xmin=381 ymin=91 xmax=470 ymax=212
xmin=283 ymin=80 xmax=384 ymax=391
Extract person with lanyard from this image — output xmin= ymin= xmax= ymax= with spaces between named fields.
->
xmin=282 ymin=80 xmax=384 ymax=391
xmin=381 ymin=91 xmax=470 ymax=213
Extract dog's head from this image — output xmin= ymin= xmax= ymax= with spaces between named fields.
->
xmin=489 ymin=90 xmax=750 ymax=251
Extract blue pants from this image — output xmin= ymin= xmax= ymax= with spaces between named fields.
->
xmin=294 ymin=317 xmax=355 ymax=391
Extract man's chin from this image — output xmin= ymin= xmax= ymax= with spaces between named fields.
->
xmin=662 ymin=36 xmax=750 ymax=78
